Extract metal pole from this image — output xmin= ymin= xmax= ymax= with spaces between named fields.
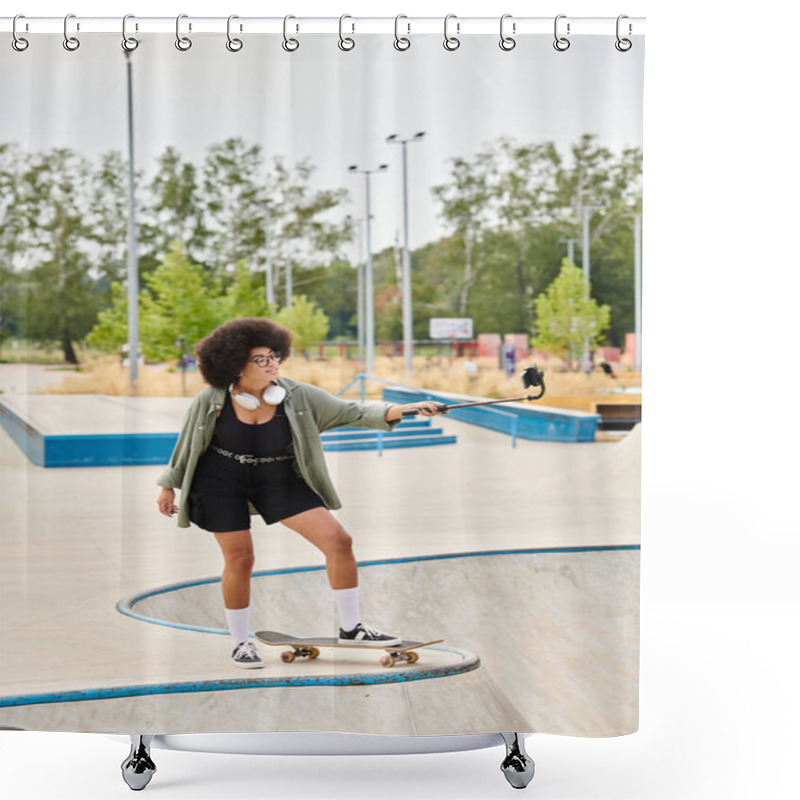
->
xmin=558 ymin=237 xmax=579 ymax=264
xmin=388 ymin=132 xmax=425 ymax=373
xmin=286 ymin=255 xmax=293 ymax=308
xmin=400 ymin=141 xmax=413 ymax=372
xmin=364 ymin=172 xmax=375 ymax=373
xmin=356 ymin=219 xmax=365 ymax=368
xmin=634 ymin=212 xmax=642 ymax=372
xmin=264 ymin=204 xmax=274 ymax=306
xmin=125 ymin=51 xmax=139 ymax=390
xmin=581 ymin=206 xmax=591 ymax=372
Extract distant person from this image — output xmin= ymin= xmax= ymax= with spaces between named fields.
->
xmin=155 ymin=317 xmax=443 ymax=669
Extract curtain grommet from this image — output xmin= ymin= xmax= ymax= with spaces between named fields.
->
xmin=63 ymin=14 xmax=80 ymax=52
xmin=443 ymin=14 xmax=460 ymax=51
xmin=499 ymin=14 xmax=516 ymax=51
xmin=553 ymin=14 xmax=570 ymax=51
xmin=282 ymin=15 xmax=299 ymax=52
xmin=615 ymin=15 xmax=632 ymax=51
xmin=176 ymin=14 xmax=192 ymax=51
xmin=338 ymin=14 xmax=355 ymax=51
xmin=122 ymin=14 xmax=139 ymax=52
xmin=394 ymin=15 xmax=411 ymax=51
xmin=12 ymin=14 xmax=29 ymax=51
xmin=226 ymin=15 xmax=243 ymax=52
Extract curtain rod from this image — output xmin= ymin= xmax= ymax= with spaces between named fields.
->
xmin=1 ymin=16 xmax=646 ymax=37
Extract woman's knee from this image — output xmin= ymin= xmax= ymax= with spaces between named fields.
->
xmin=327 ymin=525 xmax=353 ymax=555
xmin=223 ymin=547 xmax=255 ymax=573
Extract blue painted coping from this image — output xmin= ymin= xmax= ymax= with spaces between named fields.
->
xmin=382 ymin=388 xmax=599 ymax=443
xmin=0 ymin=650 xmax=480 ymax=707
xmin=321 ymin=427 xmax=446 ymax=441
xmin=322 ymin=435 xmax=457 ymax=452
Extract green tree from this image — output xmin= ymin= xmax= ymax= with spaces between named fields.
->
xmin=0 ymin=143 xmax=28 ymax=341
xmin=85 ymin=281 xmax=130 ymax=354
xmin=220 ymin=263 xmax=276 ymax=320
xmin=87 ymin=242 xmax=225 ymax=361
xmin=532 ymin=259 xmax=611 ymax=369
xmin=274 ymin=295 xmax=330 ymax=355
xmin=432 ymin=148 xmax=495 ymax=315
xmin=490 ymin=137 xmax=561 ymax=332
xmin=87 ymin=246 xmax=281 ymax=360
xmin=139 ymin=146 xmax=209 ymax=274
xmin=16 ymin=149 xmax=110 ymax=362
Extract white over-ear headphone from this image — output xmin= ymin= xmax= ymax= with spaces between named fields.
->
xmin=229 ymin=382 xmax=286 ymax=410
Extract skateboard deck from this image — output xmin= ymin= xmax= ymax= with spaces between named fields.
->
xmin=255 ymin=630 xmax=444 ymax=667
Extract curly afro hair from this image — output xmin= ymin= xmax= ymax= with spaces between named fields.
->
xmin=195 ymin=317 xmax=293 ymax=388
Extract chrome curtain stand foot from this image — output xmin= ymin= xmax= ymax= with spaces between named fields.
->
xmin=121 ymin=735 xmax=157 ymax=791
xmin=500 ymin=732 xmax=535 ymax=789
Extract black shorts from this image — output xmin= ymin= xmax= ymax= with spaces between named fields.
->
xmin=187 ymin=451 xmax=325 ymax=532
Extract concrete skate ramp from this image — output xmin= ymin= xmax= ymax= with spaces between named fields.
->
xmin=107 ymin=547 xmax=640 ymax=737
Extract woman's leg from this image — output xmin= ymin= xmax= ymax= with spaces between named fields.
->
xmin=213 ymin=529 xmax=256 ymax=608
xmin=280 ymin=507 xmax=357 ymax=590
xmin=280 ymin=508 xmax=399 ymax=644
xmin=212 ymin=529 xmax=264 ymax=667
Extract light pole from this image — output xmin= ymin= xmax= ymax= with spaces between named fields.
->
xmin=279 ymin=234 xmax=301 ymax=309
xmin=558 ymin=237 xmax=580 ymax=264
xmin=625 ymin=210 xmax=643 ymax=372
xmin=580 ymin=203 xmax=604 ymax=372
xmin=257 ymin=201 xmax=275 ymax=306
xmin=348 ymin=164 xmax=388 ymax=374
xmin=346 ymin=214 xmax=366 ymax=367
xmin=386 ymin=132 xmax=425 ymax=373
xmin=124 ymin=49 xmax=139 ymax=391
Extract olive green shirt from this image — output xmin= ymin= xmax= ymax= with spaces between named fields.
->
xmin=156 ymin=377 xmax=399 ymax=528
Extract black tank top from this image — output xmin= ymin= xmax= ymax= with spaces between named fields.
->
xmin=211 ymin=393 xmax=293 ymax=458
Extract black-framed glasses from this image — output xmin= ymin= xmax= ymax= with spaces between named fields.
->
xmin=248 ymin=353 xmax=282 ymax=367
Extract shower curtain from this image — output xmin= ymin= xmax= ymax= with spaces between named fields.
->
xmin=0 ymin=17 xmax=643 ymax=743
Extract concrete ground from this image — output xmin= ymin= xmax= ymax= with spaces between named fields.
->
xmin=0 ymin=365 xmax=640 ymax=737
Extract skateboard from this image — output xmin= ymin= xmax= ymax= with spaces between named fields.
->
xmin=255 ymin=630 xmax=444 ymax=668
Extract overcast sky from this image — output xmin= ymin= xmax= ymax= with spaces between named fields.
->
xmin=2 ymin=32 xmax=643 ymax=253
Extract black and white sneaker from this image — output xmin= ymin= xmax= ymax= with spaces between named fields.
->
xmin=231 ymin=640 xmax=264 ymax=669
xmin=338 ymin=623 xmax=402 ymax=647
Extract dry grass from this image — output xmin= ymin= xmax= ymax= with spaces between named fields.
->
xmin=38 ymin=353 xmax=638 ymax=403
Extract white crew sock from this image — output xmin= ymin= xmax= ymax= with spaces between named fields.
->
xmin=333 ymin=587 xmax=360 ymax=632
xmin=224 ymin=606 xmax=251 ymax=646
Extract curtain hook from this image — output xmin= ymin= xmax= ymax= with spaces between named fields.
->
xmin=122 ymin=14 xmax=139 ymax=52
xmin=226 ymin=15 xmax=243 ymax=52
xmin=499 ymin=14 xmax=516 ymax=51
xmin=394 ymin=15 xmax=411 ymax=51
xmin=63 ymin=13 xmax=80 ymax=51
xmin=283 ymin=15 xmax=299 ymax=52
xmin=176 ymin=14 xmax=192 ymax=51
xmin=553 ymin=14 xmax=571 ymax=52
xmin=615 ymin=15 xmax=632 ymax=51
xmin=338 ymin=14 xmax=355 ymax=51
xmin=12 ymin=14 xmax=29 ymax=52
xmin=443 ymin=14 xmax=460 ymax=51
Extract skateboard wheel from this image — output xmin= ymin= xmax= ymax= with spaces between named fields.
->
xmin=281 ymin=651 xmax=296 ymax=663
xmin=407 ymin=651 xmax=419 ymax=664
xmin=309 ymin=647 xmax=320 ymax=659
xmin=380 ymin=654 xmax=396 ymax=667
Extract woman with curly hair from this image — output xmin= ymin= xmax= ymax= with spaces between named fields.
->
xmin=156 ymin=317 xmax=444 ymax=669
